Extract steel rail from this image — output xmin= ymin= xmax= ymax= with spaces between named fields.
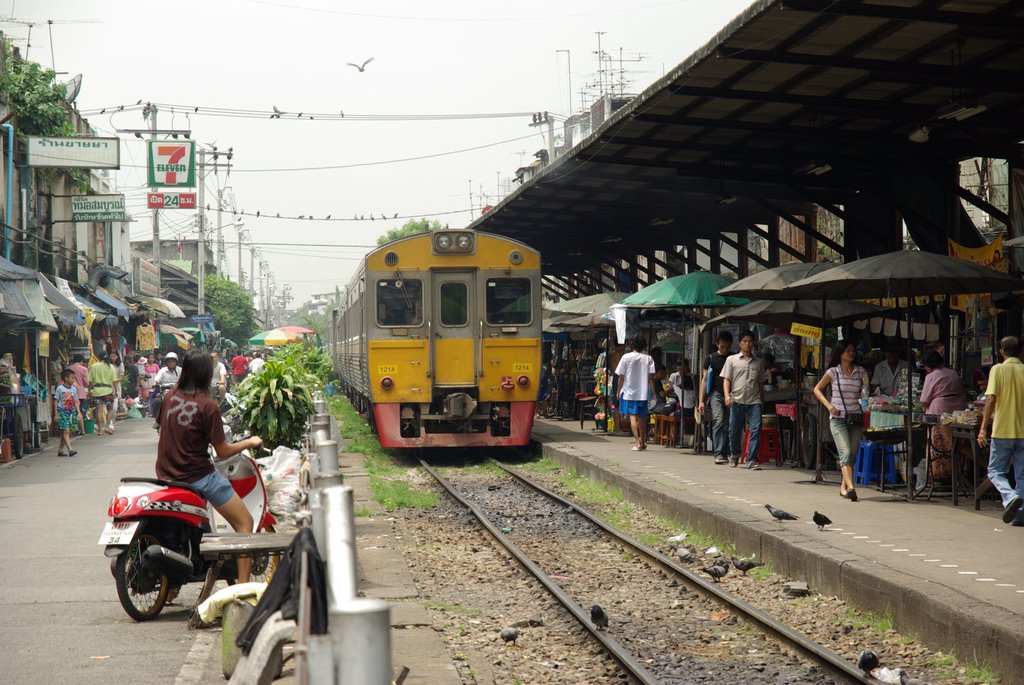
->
xmin=492 ymin=459 xmax=886 ymax=685
xmin=418 ymin=460 xmax=661 ymax=685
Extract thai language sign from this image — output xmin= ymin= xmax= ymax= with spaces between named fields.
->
xmin=147 ymin=141 xmax=196 ymax=187
xmin=147 ymin=192 xmax=196 ymax=209
xmin=790 ymin=322 xmax=822 ymax=340
xmin=71 ymin=194 xmax=127 ymax=222
xmin=26 ymin=136 xmax=120 ymax=169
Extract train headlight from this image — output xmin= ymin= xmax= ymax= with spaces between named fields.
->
xmin=517 ymin=375 xmax=530 ymax=388
xmin=436 ymin=233 xmax=453 ymax=250
xmin=380 ymin=376 xmax=394 ymax=390
xmin=433 ymin=231 xmax=474 ymax=253
xmin=456 ymin=233 xmax=472 ymax=249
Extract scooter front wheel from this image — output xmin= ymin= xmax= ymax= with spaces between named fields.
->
xmin=113 ymin=532 xmax=170 ymax=621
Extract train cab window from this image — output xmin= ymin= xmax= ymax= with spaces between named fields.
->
xmin=439 ymin=282 xmax=468 ymax=326
xmin=376 ymin=279 xmax=423 ymax=326
xmin=485 ymin=278 xmax=531 ymax=325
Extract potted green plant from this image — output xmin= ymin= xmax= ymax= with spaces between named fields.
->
xmin=235 ymin=359 xmax=315 ymax=449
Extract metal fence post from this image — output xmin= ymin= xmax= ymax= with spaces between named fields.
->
xmin=316 ymin=440 xmax=339 ymax=473
xmin=321 ymin=485 xmax=357 ymax=604
xmin=332 ymin=598 xmax=391 ymax=685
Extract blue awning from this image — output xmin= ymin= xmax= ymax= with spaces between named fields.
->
xmin=91 ymin=287 xmax=130 ymax=318
xmin=77 ymin=294 xmax=111 ymax=316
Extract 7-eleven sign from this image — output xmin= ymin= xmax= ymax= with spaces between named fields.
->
xmin=147 ymin=141 xmax=196 ymax=187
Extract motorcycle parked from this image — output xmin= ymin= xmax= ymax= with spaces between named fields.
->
xmin=99 ymin=448 xmax=276 ymax=621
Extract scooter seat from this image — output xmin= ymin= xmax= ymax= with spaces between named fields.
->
xmin=120 ymin=476 xmax=206 ymax=500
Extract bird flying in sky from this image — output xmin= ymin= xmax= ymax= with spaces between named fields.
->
xmin=347 ymin=57 xmax=374 ymax=72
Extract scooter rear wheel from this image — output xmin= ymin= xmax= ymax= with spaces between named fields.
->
xmin=113 ymin=532 xmax=170 ymax=621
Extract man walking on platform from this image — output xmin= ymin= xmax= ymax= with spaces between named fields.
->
xmin=978 ymin=335 xmax=1024 ymax=525
xmin=722 ymin=330 xmax=764 ymax=470
xmin=698 ymin=331 xmax=733 ymax=465
xmin=615 ymin=335 xmax=656 ymax=452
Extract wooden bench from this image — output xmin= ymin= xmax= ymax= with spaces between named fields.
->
xmin=191 ymin=531 xmax=296 ymax=623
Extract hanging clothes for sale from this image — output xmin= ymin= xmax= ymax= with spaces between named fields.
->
xmin=136 ymin=322 xmax=156 ymax=351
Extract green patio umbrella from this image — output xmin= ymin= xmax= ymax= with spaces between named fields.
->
xmin=248 ymin=330 xmax=271 ymax=346
xmin=545 ymin=291 xmax=631 ymax=315
xmin=619 ymin=271 xmax=748 ymax=308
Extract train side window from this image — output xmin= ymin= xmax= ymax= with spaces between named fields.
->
xmin=485 ymin=278 xmax=531 ymax=325
xmin=439 ymin=282 xmax=468 ymax=326
xmin=376 ymin=279 xmax=423 ymax=326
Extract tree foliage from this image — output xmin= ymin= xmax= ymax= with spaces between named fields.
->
xmin=0 ymin=43 xmax=74 ymax=137
xmin=205 ymin=274 xmax=258 ymax=345
xmin=376 ymin=218 xmax=443 ymax=246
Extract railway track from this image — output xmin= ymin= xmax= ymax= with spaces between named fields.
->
xmin=421 ymin=459 xmax=886 ymax=685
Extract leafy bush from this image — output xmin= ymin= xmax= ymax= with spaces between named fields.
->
xmin=235 ymin=359 xmax=314 ymax=448
xmin=270 ymin=344 xmax=332 ymax=385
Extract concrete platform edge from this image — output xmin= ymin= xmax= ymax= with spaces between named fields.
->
xmin=537 ymin=438 xmax=1024 ymax=684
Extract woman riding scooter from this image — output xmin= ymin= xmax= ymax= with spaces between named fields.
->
xmin=154 ymin=349 xmax=263 ymax=583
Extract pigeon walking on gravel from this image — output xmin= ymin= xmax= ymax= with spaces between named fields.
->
xmin=674 ymin=547 xmax=698 ymax=564
xmin=499 ymin=627 xmax=519 ymax=646
xmin=701 ymin=563 xmax=729 ymax=582
xmin=765 ymin=504 xmax=799 ymax=521
xmin=590 ymin=604 xmax=609 ymax=630
xmin=731 ymin=556 xmax=765 ymax=576
xmin=857 ymin=648 xmax=880 ymax=676
xmin=813 ymin=511 xmax=833 ymax=531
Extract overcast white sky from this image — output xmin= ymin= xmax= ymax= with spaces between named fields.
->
xmin=10 ymin=0 xmax=753 ymax=304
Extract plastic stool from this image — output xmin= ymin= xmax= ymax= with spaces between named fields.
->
xmin=854 ymin=441 xmax=899 ymax=486
xmin=742 ymin=427 xmax=783 ymax=466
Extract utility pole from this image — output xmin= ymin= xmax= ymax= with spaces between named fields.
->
xmin=595 ymin=31 xmax=606 ymax=97
xmin=556 ymin=49 xmax=572 ymax=115
xmin=249 ymin=247 xmax=255 ymax=294
xmin=196 ymin=149 xmax=207 ymax=314
xmin=148 ymin=103 xmax=161 ymax=296
xmin=216 ymin=187 xmax=225 ymax=275
xmin=234 ymin=220 xmax=244 ymax=287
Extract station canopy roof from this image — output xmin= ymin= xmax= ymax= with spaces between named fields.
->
xmin=471 ymin=0 xmax=1024 ymax=277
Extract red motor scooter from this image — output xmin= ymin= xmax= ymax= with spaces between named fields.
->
xmin=99 ymin=450 xmax=277 ymax=621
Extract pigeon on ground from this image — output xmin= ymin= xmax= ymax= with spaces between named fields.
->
xmin=731 ymin=556 xmax=765 ymax=575
xmin=857 ymin=648 xmax=880 ymax=676
xmin=674 ymin=547 xmax=698 ymax=564
xmin=499 ymin=627 xmax=519 ymax=645
xmin=899 ymin=670 xmax=931 ymax=685
xmin=347 ymin=57 xmax=374 ymax=72
xmin=813 ymin=511 xmax=832 ymax=531
xmin=590 ymin=604 xmax=609 ymax=630
xmin=765 ymin=504 xmax=799 ymax=521
xmin=701 ymin=563 xmax=729 ymax=582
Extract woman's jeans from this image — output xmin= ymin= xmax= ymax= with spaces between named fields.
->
xmin=828 ymin=418 xmax=864 ymax=467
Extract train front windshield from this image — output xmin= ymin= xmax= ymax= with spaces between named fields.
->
xmin=377 ymin=279 xmax=423 ymax=326
xmin=486 ymin=278 xmax=531 ymax=325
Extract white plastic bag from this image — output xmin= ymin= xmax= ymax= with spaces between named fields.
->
xmin=260 ymin=446 xmax=303 ymax=520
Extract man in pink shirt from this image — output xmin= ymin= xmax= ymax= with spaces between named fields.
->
xmin=67 ymin=354 xmax=91 ymax=421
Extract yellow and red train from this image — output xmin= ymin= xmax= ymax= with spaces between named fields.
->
xmin=329 ymin=229 xmax=542 ymax=448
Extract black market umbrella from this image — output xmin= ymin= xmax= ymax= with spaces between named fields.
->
xmin=779 ymin=250 xmax=1022 ymax=301
xmin=704 ymin=298 xmax=885 ymax=329
xmin=778 ymin=250 xmax=1022 ymax=498
xmin=716 ymin=262 xmax=838 ymax=298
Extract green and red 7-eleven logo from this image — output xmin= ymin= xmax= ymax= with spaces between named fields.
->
xmin=147 ymin=141 xmax=196 ymax=187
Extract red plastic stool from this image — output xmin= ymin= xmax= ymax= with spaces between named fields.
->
xmin=743 ymin=426 xmax=784 ymax=466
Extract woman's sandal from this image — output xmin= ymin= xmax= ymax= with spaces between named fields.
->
xmin=848 ymin=488 xmax=858 ymax=502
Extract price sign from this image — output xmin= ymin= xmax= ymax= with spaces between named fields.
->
xmin=790 ymin=322 xmax=823 ymax=340
xmin=147 ymin=192 xmax=197 ymax=209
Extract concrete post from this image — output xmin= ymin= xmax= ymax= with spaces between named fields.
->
xmin=332 ymin=598 xmax=391 ymax=685
xmin=322 ymin=485 xmax=357 ymax=604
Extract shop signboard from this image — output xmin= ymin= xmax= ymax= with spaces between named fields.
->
xmin=133 ymin=257 xmax=160 ymax=297
xmin=147 ymin=140 xmax=196 ymax=187
xmin=190 ymin=313 xmax=214 ymax=324
xmin=26 ymin=136 xmax=120 ymax=169
xmin=72 ymin=194 xmax=127 ymax=222
xmin=147 ymin=192 xmax=197 ymax=209
xmin=790 ymin=322 xmax=822 ymax=340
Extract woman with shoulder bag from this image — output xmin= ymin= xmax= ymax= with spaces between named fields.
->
xmin=813 ymin=340 xmax=869 ymax=501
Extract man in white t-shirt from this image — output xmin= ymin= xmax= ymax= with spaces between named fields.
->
xmin=614 ymin=335 xmax=656 ymax=451
xmin=248 ymin=351 xmax=265 ymax=374
xmin=210 ymin=350 xmax=228 ymax=400
xmin=669 ymin=359 xmax=696 ymax=447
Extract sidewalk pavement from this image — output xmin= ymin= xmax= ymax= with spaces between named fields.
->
xmin=532 ymin=418 xmax=1024 ymax=683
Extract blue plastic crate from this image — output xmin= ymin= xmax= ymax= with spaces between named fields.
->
xmin=0 ymin=393 xmax=26 ymax=408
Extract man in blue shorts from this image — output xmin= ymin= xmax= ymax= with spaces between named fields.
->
xmin=615 ymin=335 xmax=656 ymax=451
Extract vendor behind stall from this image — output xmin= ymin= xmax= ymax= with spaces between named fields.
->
xmin=871 ymin=341 xmax=909 ymax=396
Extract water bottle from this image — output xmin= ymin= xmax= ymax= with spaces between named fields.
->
xmin=859 ymin=385 xmax=869 ymax=413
